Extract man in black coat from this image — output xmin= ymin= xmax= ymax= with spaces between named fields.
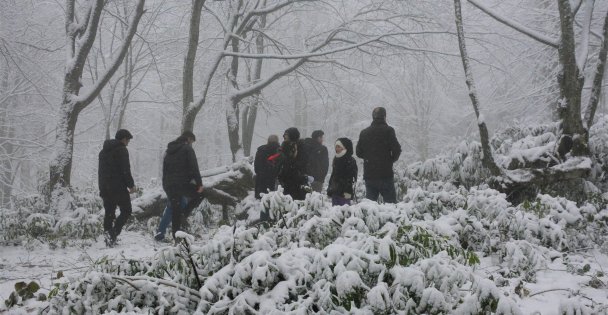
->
xmin=254 ymin=134 xmax=280 ymax=199
xmin=98 ymin=129 xmax=136 ymax=247
xmin=303 ymin=130 xmax=329 ymax=193
xmin=275 ymin=127 xmax=309 ymax=200
xmin=162 ymin=131 xmax=204 ymax=238
xmin=356 ymin=107 xmax=402 ymax=203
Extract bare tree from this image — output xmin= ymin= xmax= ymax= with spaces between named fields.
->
xmin=48 ymin=0 xmax=145 ymax=207
xmin=453 ymin=0 xmax=501 ymax=175
xmin=465 ymin=0 xmax=608 ymax=158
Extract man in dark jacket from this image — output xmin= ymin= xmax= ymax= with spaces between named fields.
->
xmin=303 ymin=130 xmax=329 ymax=193
xmin=162 ymin=131 xmax=204 ymax=238
xmin=98 ymin=129 xmax=136 ymax=247
xmin=273 ymin=127 xmax=309 ymax=200
xmin=254 ymin=134 xmax=280 ymax=199
xmin=356 ymin=107 xmax=402 ymax=203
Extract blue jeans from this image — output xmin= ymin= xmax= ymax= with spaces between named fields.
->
xmin=156 ymin=196 xmax=187 ymax=240
xmin=365 ymin=178 xmax=397 ymax=203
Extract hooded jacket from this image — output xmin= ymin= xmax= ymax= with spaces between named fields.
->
xmin=356 ymin=117 xmax=402 ymax=180
xmin=162 ymin=139 xmax=202 ymax=192
xmin=98 ymin=139 xmax=134 ymax=197
xmin=303 ymin=137 xmax=329 ymax=182
xmin=327 ymin=138 xmax=358 ymax=198
xmin=254 ymin=142 xmax=280 ymax=198
xmin=276 ymin=139 xmax=308 ymax=200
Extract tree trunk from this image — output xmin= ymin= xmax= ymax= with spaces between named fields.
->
xmin=182 ymin=0 xmax=206 ymax=133
xmin=48 ymin=0 xmax=145 ymax=198
xmin=556 ymin=0 xmax=588 ymax=157
xmin=453 ymin=0 xmax=501 ymax=176
xmin=241 ymin=15 xmax=265 ymax=157
xmin=227 ymin=36 xmax=242 ymax=162
xmin=584 ymin=8 xmax=608 ymax=128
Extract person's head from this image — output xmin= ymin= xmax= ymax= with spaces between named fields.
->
xmin=115 ymin=129 xmax=133 ymax=146
xmin=283 ymin=127 xmax=300 ymax=142
xmin=335 ymin=137 xmax=353 ymax=158
xmin=372 ymin=107 xmax=387 ymax=121
xmin=267 ymin=134 xmax=279 ymax=145
xmin=335 ymin=140 xmax=345 ymax=155
xmin=312 ymin=130 xmax=324 ymax=144
xmin=177 ymin=131 xmax=196 ymax=144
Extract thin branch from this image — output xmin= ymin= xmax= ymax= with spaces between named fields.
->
xmin=467 ymin=0 xmax=559 ymax=48
xmin=75 ymin=0 xmax=146 ymax=110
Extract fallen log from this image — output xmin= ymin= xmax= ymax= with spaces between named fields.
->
xmin=131 ymin=159 xmax=254 ymax=221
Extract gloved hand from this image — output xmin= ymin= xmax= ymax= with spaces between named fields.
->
xmin=344 ymin=193 xmax=352 ymax=199
xmin=307 ymin=176 xmax=314 ymax=185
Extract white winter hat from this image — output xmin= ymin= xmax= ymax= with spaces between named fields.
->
xmin=335 ymin=140 xmax=346 ymax=158
xmin=335 ymin=140 xmax=345 ymax=149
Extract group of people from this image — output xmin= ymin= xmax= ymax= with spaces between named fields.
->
xmin=97 ymin=106 xmax=401 ymax=247
xmin=254 ymin=106 xmax=402 ymax=207
xmin=98 ymin=130 xmax=205 ymax=246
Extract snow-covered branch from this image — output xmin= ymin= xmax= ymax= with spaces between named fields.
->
xmin=467 ymin=0 xmax=559 ymax=48
xmin=75 ymin=0 xmax=146 ymax=110
xmin=71 ymin=0 xmax=104 ymax=74
xmin=584 ymin=8 xmax=608 ymax=128
xmin=576 ymin=0 xmax=595 ymax=71
xmin=222 ymin=32 xmax=408 ymax=60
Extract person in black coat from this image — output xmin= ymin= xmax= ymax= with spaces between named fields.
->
xmin=303 ymin=130 xmax=329 ymax=193
xmin=356 ymin=107 xmax=402 ymax=203
xmin=98 ymin=129 xmax=135 ymax=247
xmin=254 ymin=134 xmax=280 ymax=199
xmin=273 ymin=127 xmax=309 ymax=200
xmin=162 ymin=131 xmax=204 ymax=238
xmin=327 ymin=137 xmax=358 ymax=206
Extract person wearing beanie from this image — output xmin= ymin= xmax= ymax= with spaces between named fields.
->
xmin=327 ymin=138 xmax=358 ymax=206
xmin=271 ymin=127 xmax=309 ymax=200
xmin=98 ymin=129 xmax=136 ymax=247
xmin=356 ymin=107 xmax=402 ymax=203
xmin=162 ymin=131 xmax=205 ymax=240
xmin=303 ymin=130 xmax=329 ymax=193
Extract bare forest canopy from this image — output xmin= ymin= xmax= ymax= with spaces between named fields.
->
xmin=1 ymin=0 xmax=608 ymax=207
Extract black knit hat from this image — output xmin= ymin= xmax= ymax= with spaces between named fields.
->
xmin=115 ymin=129 xmax=133 ymax=140
xmin=284 ymin=127 xmax=300 ymax=141
xmin=311 ymin=130 xmax=324 ymax=139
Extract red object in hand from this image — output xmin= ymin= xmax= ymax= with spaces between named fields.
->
xmin=267 ymin=153 xmax=280 ymax=162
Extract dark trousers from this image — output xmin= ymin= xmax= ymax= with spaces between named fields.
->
xmin=165 ymin=185 xmax=205 ymax=237
xmin=102 ymin=191 xmax=132 ymax=237
xmin=364 ymin=178 xmax=397 ymax=203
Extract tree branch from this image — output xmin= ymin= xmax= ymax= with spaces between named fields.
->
xmin=584 ymin=8 xmax=608 ymax=128
xmin=75 ymin=0 xmax=146 ymax=110
xmin=467 ymin=0 xmax=559 ymax=48
xmin=576 ymin=0 xmax=595 ymax=71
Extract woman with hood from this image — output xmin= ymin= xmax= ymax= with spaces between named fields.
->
xmin=327 ymin=138 xmax=358 ymax=206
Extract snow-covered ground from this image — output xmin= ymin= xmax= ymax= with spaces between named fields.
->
xmin=2 ymin=186 xmax=608 ymax=314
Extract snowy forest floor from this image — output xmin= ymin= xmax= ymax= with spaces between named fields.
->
xmin=2 ymin=187 xmax=608 ymax=314
xmin=0 ymin=230 xmax=216 ymax=314
xmin=2 ymin=229 xmax=608 ymax=314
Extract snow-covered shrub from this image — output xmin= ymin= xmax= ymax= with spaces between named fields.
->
xmin=590 ymin=114 xmax=608 ymax=189
xmin=402 ymin=140 xmax=490 ymax=189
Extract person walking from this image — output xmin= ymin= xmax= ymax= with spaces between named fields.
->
xmin=356 ymin=107 xmax=402 ymax=203
xmin=254 ymin=135 xmax=280 ymax=199
xmin=270 ymin=127 xmax=309 ymax=200
xmin=154 ymin=196 xmax=187 ymax=242
xmin=162 ymin=131 xmax=205 ymax=239
xmin=327 ymin=138 xmax=358 ymax=206
xmin=303 ymin=130 xmax=329 ymax=193
xmin=98 ymin=129 xmax=136 ymax=247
